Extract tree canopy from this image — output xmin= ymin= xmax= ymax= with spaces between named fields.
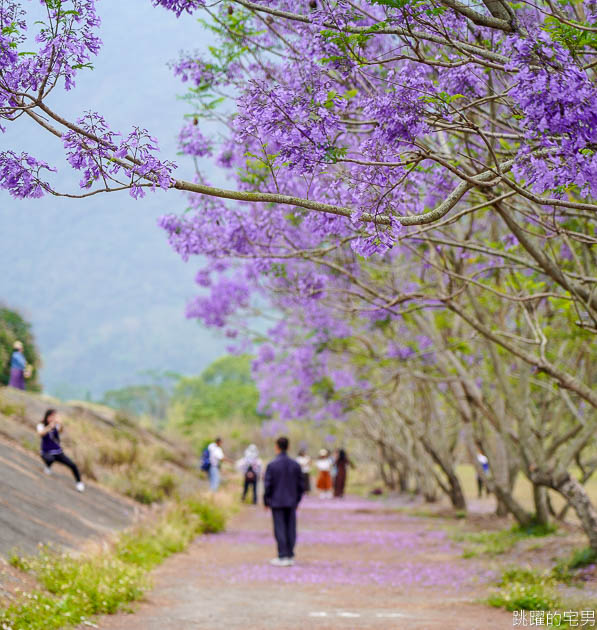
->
xmin=170 ymin=355 xmax=262 ymax=429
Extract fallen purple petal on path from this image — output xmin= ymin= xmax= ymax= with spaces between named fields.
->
xmin=197 ymin=496 xmax=495 ymax=591
xmin=210 ymin=528 xmax=453 ymax=552
xmin=211 ymin=560 xmax=496 ymax=588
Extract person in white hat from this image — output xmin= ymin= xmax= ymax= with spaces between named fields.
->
xmin=236 ymin=444 xmax=263 ymax=504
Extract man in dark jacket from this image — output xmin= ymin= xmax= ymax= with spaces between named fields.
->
xmin=263 ymin=436 xmax=305 ymax=566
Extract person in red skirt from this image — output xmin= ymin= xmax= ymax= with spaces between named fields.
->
xmin=315 ymin=449 xmax=333 ymax=498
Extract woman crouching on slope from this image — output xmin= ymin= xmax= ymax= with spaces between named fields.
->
xmin=37 ymin=409 xmax=85 ymax=492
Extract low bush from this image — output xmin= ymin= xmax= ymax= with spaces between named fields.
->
xmin=489 ymin=556 xmax=597 ymax=622
xmin=97 ymin=437 xmax=139 ymax=467
xmin=106 ymin=465 xmax=179 ymax=505
xmin=488 ymin=567 xmax=559 ymax=612
xmin=156 ymin=472 xmax=178 ymax=498
xmin=0 ymin=496 xmax=225 ymax=630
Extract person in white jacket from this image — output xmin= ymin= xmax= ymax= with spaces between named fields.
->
xmin=236 ymin=444 xmax=263 ymax=504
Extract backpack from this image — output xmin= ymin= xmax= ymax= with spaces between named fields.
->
xmin=200 ymin=447 xmax=211 ymax=472
xmin=245 ymin=464 xmax=256 ymax=481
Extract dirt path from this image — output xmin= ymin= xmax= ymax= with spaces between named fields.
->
xmin=97 ymin=496 xmax=512 ymax=630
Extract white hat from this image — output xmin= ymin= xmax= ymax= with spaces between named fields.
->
xmin=245 ymin=444 xmax=258 ymax=458
xmin=319 ymin=449 xmax=328 ymax=457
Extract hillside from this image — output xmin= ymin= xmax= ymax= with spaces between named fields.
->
xmin=0 ymin=387 xmax=200 ymax=558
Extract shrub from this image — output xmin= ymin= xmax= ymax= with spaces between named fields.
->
xmin=488 ymin=566 xmax=559 ymax=612
xmin=186 ymin=498 xmax=226 ymax=534
xmin=108 ymin=466 xmax=179 ymax=505
xmin=156 ymin=473 xmax=178 ymax=498
xmin=97 ymin=437 xmax=139 ymax=467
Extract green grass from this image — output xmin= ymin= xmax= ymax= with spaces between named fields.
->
xmin=454 ymin=522 xmax=557 ymax=557
xmin=488 ymin=554 xmax=597 ymax=627
xmin=566 ymin=547 xmax=597 ymax=570
xmin=552 ymin=546 xmax=597 ymax=583
xmin=0 ymin=400 xmax=24 ymax=417
xmin=488 ymin=566 xmax=559 ymax=611
xmin=0 ymin=496 xmax=225 ymax=630
xmin=107 ymin=467 xmax=181 ymax=505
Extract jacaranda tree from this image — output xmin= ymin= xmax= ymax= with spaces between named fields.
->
xmin=2 ymin=0 xmax=596 ymax=545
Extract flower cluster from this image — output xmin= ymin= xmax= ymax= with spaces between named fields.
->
xmin=0 ymin=151 xmax=54 ymax=199
xmin=151 ymin=0 xmax=205 ymax=16
xmin=506 ymin=30 xmax=597 ymax=196
xmin=63 ymin=112 xmax=176 ymax=197
xmin=178 ymin=122 xmax=212 ymax=157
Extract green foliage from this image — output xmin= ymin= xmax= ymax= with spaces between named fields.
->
xmin=552 ymin=547 xmax=597 ymax=582
xmin=455 ymin=522 xmax=557 ymax=557
xmin=184 ymin=497 xmax=227 ymax=533
xmin=488 ymin=566 xmax=559 ymax=611
xmin=567 ymin=547 xmax=597 ymax=570
xmin=488 ymin=548 xmax=597 ymax=617
xmin=169 ymin=355 xmax=263 ymax=437
xmin=108 ymin=465 xmax=180 ymax=505
xmin=99 ymin=370 xmax=180 ymax=424
xmin=1 ymin=497 xmax=225 ymax=629
xmin=0 ymin=305 xmax=42 ymax=391
xmin=543 ymin=17 xmax=597 ymax=56
xmin=0 ymin=399 xmax=25 ymax=417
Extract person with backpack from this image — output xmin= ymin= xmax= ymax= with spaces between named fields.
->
xmin=204 ymin=437 xmax=229 ymax=492
xmin=236 ymin=444 xmax=263 ymax=504
xmin=37 ymin=409 xmax=85 ymax=492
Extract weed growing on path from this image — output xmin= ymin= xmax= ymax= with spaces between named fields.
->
xmin=0 ymin=497 xmax=226 ymax=630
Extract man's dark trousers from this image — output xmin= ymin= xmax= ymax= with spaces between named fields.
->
xmin=272 ymin=507 xmax=297 ymax=558
xmin=263 ymin=451 xmax=304 ymax=559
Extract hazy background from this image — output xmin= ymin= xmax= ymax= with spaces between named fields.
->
xmin=0 ymin=1 xmax=228 ymax=398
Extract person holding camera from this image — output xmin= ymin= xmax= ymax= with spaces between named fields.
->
xmin=37 ymin=409 xmax=85 ymax=492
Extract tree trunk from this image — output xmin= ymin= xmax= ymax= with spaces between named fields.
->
xmin=495 ymin=497 xmax=509 ymax=517
xmin=379 ymin=462 xmax=395 ymax=490
xmin=448 ymin=471 xmax=467 ymax=511
xmin=533 ymin=484 xmax=550 ymax=526
xmin=555 ymin=474 xmax=597 ymax=552
xmin=398 ymin=465 xmax=410 ymax=493
xmin=490 ymin=482 xmax=534 ymax=526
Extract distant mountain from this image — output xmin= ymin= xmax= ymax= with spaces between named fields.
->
xmin=0 ymin=1 xmax=228 ymax=397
